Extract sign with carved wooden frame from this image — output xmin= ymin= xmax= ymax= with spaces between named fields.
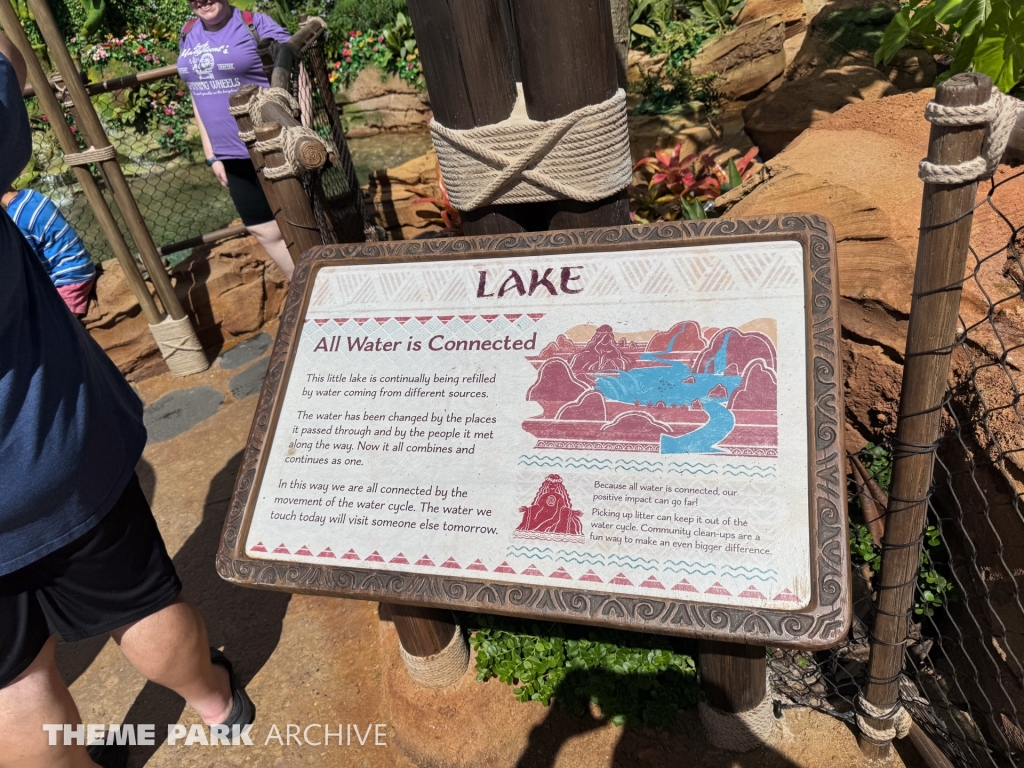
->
xmin=216 ymin=215 xmax=849 ymax=648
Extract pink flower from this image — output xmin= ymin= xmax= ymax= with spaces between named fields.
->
xmin=372 ymin=45 xmax=378 ymax=51
xmin=70 ymin=125 xmax=77 ymax=133
xmin=41 ymin=115 xmax=48 ymax=122
xmin=166 ymin=129 xmax=174 ymax=136
xmin=164 ymin=107 xmax=173 ymax=115
xmin=349 ymin=30 xmax=356 ymax=37
xmin=378 ymin=35 xmax=384 ymax=42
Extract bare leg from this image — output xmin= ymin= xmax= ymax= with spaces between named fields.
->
xmin=0 ymin=635 xmax=98 ymax=768
xmin=247 ymin=219 xmax=294 ymax=280
xmin=110 ymin=596 xmax=232 ymax=725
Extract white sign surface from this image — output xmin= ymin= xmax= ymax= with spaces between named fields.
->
xmin=245 ymin=243 xmax=811 ymax=610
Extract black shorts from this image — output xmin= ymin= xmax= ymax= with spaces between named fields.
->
xmin=222 ymin=158 xmax=276 ymax=227
xmin=0 ymin=475 xmax=182 ymax=688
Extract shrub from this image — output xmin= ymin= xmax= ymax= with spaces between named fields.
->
xmin=467 ymin=613 xmax=699 ymax=727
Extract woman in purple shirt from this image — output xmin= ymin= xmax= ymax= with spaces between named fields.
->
xmin=178 ymin=0 xmax=295 ymax=278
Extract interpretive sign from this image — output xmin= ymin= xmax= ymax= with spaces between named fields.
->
xmin=217 ymin=215 xmax=850 ymax=647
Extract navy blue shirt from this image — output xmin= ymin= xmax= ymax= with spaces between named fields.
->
xmin=0 ymin=51 xmax=146 ymax=576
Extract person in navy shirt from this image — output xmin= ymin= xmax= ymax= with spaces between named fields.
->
xmin=0 ymin=34 xmax=254 ymax=768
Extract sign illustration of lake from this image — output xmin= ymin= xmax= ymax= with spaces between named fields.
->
xmin=244 ymin=243 xmax=812 ymax=610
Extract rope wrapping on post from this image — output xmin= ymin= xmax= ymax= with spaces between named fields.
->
xmin=397 ymin=625 xmax=469 ymax=688
xmin=697 ymin=694 xmax=779 ymax=752
xmin=430 ymin=85 xmax=632 ymax=211
xmin=919 ymin=87 xmax=1023 ymax=184
xmin=254 ymin=125 xmax=336 ymax=180
xmin=149 ymin=315 xmax=210 ymax=376
xmin=64 ymin=144 xmax=117 ymax=166
xmin=856 ymin=694 xmax=913 ymax=743
xmin=229 ymin=86 xmax=299 ymax=143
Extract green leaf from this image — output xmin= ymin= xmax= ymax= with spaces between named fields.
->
xmin=875 ymin=7 xmax=914 ymax=65
xmin=971 ymin=1 xmax=1024 ymax=92
xmin=631 ymin=22 xmax=657 ymax=38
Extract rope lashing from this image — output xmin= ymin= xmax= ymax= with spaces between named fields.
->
xmin=855 ymin=694 xmax=913 ymax=743
xmin=254 ymin=125 xmax=335 ymax=180
xmin=430 ymin=84 xmax=633 ymax=211
xmin=919 ymin=86 xmax=1023 ymax=184
xmin=697 ymin=696 xmax=780 ymax=752
xmin=64 ymin=144 xmax=117 ymax=166
xmin=148 ymin=315 xmax=209 ymax=377
xmin=230 ymin=86 xmax=299 ymax=144
xmin=397 ymin=626 xmax=469 ymax=688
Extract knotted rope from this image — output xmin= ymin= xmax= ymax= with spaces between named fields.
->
xmin=149 ymin=315 xmax=209 ymax=377
xmin=229 ymin=87 xmax=299 ymax=144
xmin=64 ymin=144 xmax=117 ymax=167
xmin=430 ymin=84 xmax=632 ymax=211
xmin=698 ymin=695 xmax=779 ymax=752
xmin=919 ymin=86 xmax=1023 ymax=184
xmin=855 ymin=694 xmax=913 ymax=743
xmin=254 ymin=125 xmax=335 ymax=180
xmin=397 ymin=626 xmax=469 ymax=688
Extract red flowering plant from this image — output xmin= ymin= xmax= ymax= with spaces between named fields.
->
xmin=413 ymin=161 xmax=462 ymax=236
xmin=326 ymin=13 xmax=422 ymax=91
xmin=629 ymin=144 xmax=759 ymax=223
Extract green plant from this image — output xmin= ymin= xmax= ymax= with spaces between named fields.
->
xmin=848 ymin=443 xmax=955 ymax=617
xmin=629 ymin=144 xmax=758 ymax=223
xmin=327 ymin=0 xmax=407 ymax=36
xmin=876 ymin=0 xmax=1024 ymax=93
xmin=468 ymin=614 xmax=699 ymax=727
xmin=326 ymin=13 xmax=422 ymax=89
xmin=689 ymin=0 xmax=743 ymax=34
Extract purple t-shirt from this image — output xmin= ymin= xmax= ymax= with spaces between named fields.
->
xmin=178 ymin=9 xmax=290 ymax=160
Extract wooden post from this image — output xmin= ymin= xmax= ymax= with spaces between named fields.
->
xmin=228 ymin=85 xmax=291 ymax=243
xmin=25 ymin=0 xmax=192 ymax=325
xmin=698 ymin=640 xmax=774 ymax=751
xmin=406 ymin=0 xmax=542 ymax=235
xmin=253 ymin=122 xmax=324 ymax=261
xmin=0 ymin=0 xmax=162 ymax=325
xmin=859 ymin=73 xmax=992 ymax=760
xmin=510 ymin=0 xmax=631 ymax=229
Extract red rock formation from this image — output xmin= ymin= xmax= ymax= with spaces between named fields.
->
xmin=728 ymin=360 xmax=778 ymax=410
xmin=527 ymin=359 xmax=589 ymax=416
xmin=693 ymin=328 xmax=777 ymax=374
xmin=571 ymin=324 xmax=629 ymax=372
xmin=555 ymin=390 xmax=608 ymax=421
xmin=514 ymin=474 xmax=583 ymax=540
xmin=647 ymin=320 xmax=706 ymax=354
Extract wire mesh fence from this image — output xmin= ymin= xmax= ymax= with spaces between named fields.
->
xmin=770 ymin=164 xmax=1024 ymax=767
xmin=21 ymin=73 xmax=238 ymax=267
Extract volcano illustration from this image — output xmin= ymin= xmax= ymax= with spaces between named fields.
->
xmin=513 ymin=474 xmax=584 ymax=543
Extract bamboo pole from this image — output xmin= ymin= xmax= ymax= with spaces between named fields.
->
xmin=0 ymin=0 xmax=162 ymax=325
xmin=22 ymin=63 xmax=178 ymax=99
xmin=859 ymin=73 xmax=992 ymax=760
xmin=156 ymin=223 xmax=248 ymax=258
xmin=24 ymin=0 xmax=189 ymax=324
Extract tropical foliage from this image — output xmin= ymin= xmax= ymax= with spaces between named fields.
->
xmin=875 ymin=0 xmax=1024 ymax=93
xmin=629 ymin=144 xmax=758 ymax=222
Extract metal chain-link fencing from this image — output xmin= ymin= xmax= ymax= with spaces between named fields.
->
xmin=770 ymin=164 xmax=1024 ymax=767
xmin=22 ymin=72 xmax=238 ymax=268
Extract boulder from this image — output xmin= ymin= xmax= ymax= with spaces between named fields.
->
xmin=741 ymin=65 xmax=899 ymax=158
xmin=879 ymin=47 xmax=937 ymax=91
xmin=84 ymin=234 xmax=288 ymax=380
xmin=690 ymin=15 xmax=786 ymax=98
xmin=335 ymin=67 xmax=432 ymax=137
xmin=363 ymin=150 xmax=445 ymax=241
xmin=735 ymin=0 xmax=807 ymax=37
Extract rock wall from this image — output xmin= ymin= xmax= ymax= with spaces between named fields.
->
xmin=335 ymin=67 xmax=432 ymax=138
xmin=85 ymin=234 xmax=288 ymax=380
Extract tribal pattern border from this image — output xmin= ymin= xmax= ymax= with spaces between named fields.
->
xmin=215 ymin=215 xmax=850 ymax=648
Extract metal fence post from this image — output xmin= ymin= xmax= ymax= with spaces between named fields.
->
xmin=859 ymin=73 xmax=992 ymax=760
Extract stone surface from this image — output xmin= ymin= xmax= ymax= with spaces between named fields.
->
xmin=880 ymin=47 xmax=938 ymax=91
xmin=741 ymin=65 xmax=899 ymax=158
xmin=735 ymin=0 xmax=807 ymax=37
xmin=364 ymin=150 xmax=445 ymax=241
xmin=627 ymin=114 xmax=714 ymax=162
xmin=337 ymin=67 xmax=432 ymax=137
xmin=142 ymin=386 xmax=224 ymax=444
xmin=228 ymin=356 xmax=270 ymax=400
xmin=217 ymin=331 xmax=272 ymax=370
xmin=690 ymin=15 xmax=787 ymax=98
xmin=84 ymin=234 xmax=288 ymax=381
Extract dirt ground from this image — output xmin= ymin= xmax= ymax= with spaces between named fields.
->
xmin=57 ymin=325 xmax=920 ymax=768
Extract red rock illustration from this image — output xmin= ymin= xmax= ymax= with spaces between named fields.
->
xmin=693 ymin=328 xmax=776 ymax=374
xmin=513 ymin=474 xmax=584 ymax=543
xmin=598 ymin=411 xmax=672 ymax=440
xmin=538 ymin=334 xmax=579 ymax=359
xmin=527 ymin=359 xmax=589 ymax=417
xmin=708 ymin=383 xmax=728 ymax=399
xmin=571 ymin=324 xmax=629 ymax=372
xmin=647 ymin=320 xmax=705 ymax=354
xmin=555 ymin=390 xmax=608 ymax=421
xmin=727 ymin=360 xmax=778 ymax=411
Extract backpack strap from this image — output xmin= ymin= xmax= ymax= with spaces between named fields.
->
xmin=241 ymin=10 xmax=261 ymax=46
xmin=180 ymin=17 xmax=198 ymax=40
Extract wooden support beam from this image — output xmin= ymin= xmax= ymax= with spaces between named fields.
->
xmin=510 ymin=0 xmax=630 ymax=229
xmin=699 ymin=640 xmax=767 ymax=713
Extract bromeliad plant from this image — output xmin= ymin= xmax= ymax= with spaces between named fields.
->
xmin=629 ymin=144 xmax=758 ymax=223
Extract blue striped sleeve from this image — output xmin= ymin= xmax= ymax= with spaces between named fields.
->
xmin=9 ymin=190 xmax=95 ymax=286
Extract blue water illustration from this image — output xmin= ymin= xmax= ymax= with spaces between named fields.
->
xmin=593 ymin=331 xmax=742 ymax=454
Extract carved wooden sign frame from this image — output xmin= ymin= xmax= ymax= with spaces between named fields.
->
xmin=216 ymin=215 xmax=849 ymax=648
